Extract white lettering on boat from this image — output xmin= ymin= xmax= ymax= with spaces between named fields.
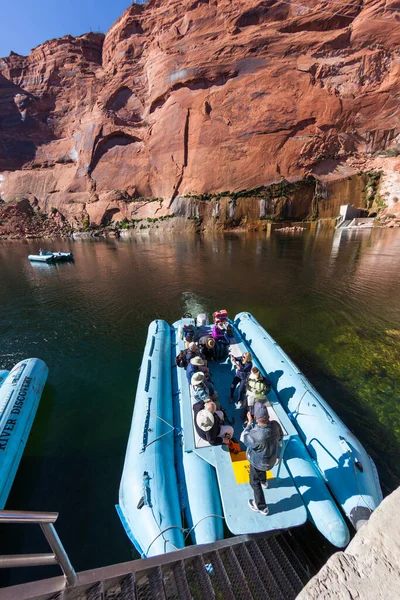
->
xmin=0 ymin=377 xmax=32 ymax=450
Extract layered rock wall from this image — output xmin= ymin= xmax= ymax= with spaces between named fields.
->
xmin=0 ymin=0 xmax=400 ymax=232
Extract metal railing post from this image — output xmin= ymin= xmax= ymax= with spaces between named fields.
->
xmin=40 ymin=523 xmax=77 ymax=587
xmin=0 ymin=510 xmax=77 ymax=588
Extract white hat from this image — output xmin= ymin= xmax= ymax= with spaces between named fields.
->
xmin=192 ymin=372 xmax=205 ymax=384
xmin=196 ymin=409 xmax=214 ymax=432
xmin=190 ymin=356 xmax=204 ymax=366
xmin=189 ymin=342 xmax=197 ymax=350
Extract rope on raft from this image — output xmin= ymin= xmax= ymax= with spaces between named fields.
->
xmin=142 ymin=514 xmax=227 ymax=557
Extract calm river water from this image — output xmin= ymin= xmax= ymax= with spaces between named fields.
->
xmin=0 ymin=227 xmax=399 ymax=585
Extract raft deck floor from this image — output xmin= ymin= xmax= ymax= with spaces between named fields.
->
xmin=175 ymin=323 xmax=307 ymax=536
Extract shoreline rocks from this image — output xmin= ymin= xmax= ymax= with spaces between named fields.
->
xmin=297 ymin=487 xmax=400 ymax=600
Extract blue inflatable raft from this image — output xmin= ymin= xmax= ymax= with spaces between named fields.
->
xmin=28 ymin=251 xmax=73 ymax=263
xmin=0 ymin=358 xmax=48 ymax=508
xmin=117 ymin=313 xmax=382 ymax=557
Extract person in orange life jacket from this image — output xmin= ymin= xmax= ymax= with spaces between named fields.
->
xmin=230 ymin=351 xmax=252 ymax=405
xmin=191 ymin=372 xmax=218 ymax=403
xmin=193 ymin=399 xmax=234 ymax=446
xmin=240 ymin=402 xmax=283 ymax=515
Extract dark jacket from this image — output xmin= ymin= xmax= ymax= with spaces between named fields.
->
xmin=199 ymin=336 xmax=216 ymax=361
xmin=185 ymin=349 xmax=199 ymax=363
xmin=198 ymin=335 xmax=212 ymax=347
xmin=240 ymin=421 xmax=283 ymax=470
xmin=193 ymin=401 xmax=223 ymax=446
xmin=235 ymin=360 xmax=252 ymax=380
xmin=186 ymin=362 xmax=199 ymax=384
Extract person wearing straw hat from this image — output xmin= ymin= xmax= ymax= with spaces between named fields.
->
xmin=198 ymin=335 xmax=216 ymax=362
xmin=193 ymin=399 xmax=233 ymax=446
xmin=186 ymin=356 xmax=207 ymax=383
xmin=240 ymin=402 xmax=283 ymax=515
xmin=191 ymin=372 xmax=218 ymax=403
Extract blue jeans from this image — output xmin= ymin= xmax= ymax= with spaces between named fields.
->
xmin=230 ymin=377 xmax=246 ymax=402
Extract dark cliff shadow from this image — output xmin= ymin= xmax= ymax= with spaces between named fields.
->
xmin=0 ymin=73 xmax=54 ymax=170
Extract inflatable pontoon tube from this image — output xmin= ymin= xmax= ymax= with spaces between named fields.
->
xmin=117 ymin=320 xmax=185 ymax=556
xmin=0 ymin=358 xmax=48 ymax=509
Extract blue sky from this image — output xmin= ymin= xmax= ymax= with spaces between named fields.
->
xmin=0 ymin=0 xmax=134 ymax=58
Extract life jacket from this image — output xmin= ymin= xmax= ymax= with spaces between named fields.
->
xmin=213 ymin=309 xmax=228 ymax=323
xmin=175 ymin=351 xmax=188 ymax=368
xmin=246 ymin=373 xmax=270 ymax=401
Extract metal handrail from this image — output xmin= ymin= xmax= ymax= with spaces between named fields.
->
xmin=0 ymin=510 xmax=58 ymax=524
xmin=0 ymin=529 xmax=279 ymax=600
xmin=0 ymin=510 xmax=77 ymax=587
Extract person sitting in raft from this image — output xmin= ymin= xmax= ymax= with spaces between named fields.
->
xmin=230 ymin=352 xmax=253 ymax=405
xmin=186 ymin=356 xmax=210 ymax=384
xmin=221 ymin=320 xmax=234 ymax=340
xmin=185 ymin=342 xmax=200 ymax=363
xmin=243 ymin=367 xmax=271 ymax=414
xmin=240 ymin=402 xmax=283 ymax=515
xmin=198 ymin=335 xmax=216 ymax=362
xmin=183 ymin=324 xmax=196 ymax=348
xmin=212 ymin=320 xmax=229 ymax=360
xmin=193 ymin=399 xmax=234 ymax=446
xmin=191 ymin=372 xmax=218 ymax=403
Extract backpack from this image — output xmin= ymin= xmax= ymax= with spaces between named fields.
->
xmin=175 ymin=351 xmax=188 ymax=368
xmin=183 ymin=324 xmax=195 ymax=343
xmin=228 ymin=438 xmax=241 ymax=455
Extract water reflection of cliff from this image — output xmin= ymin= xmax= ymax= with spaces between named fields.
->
xmin=323 ymin=229 xmax=400 ymax=323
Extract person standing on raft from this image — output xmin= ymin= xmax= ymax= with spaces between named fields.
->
xmin=230 ymin=352 xmax=253 ymax=405
xmin=240 ymin=402 xmax=283 ymax=515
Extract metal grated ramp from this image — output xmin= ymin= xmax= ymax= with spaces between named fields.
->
xmin=1 ymin=533 xmax=311 ymax=600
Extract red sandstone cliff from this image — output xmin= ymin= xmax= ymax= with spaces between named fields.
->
xmin=0 ymin=0 xmax=400 ymax=232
